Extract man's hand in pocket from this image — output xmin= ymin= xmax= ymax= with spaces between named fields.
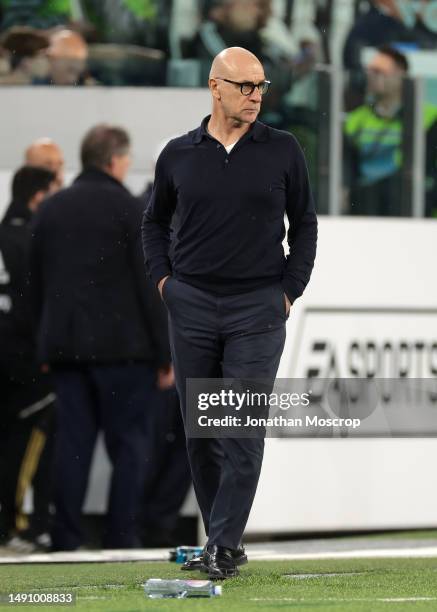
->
xmin=284 ymin=293 xmax=292 ymax=316
xmin=158 ymin=275 xmax=170 ymax=298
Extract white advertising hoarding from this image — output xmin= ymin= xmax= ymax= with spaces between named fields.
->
xmin=247 ymin=216 xmax=437 ymax=533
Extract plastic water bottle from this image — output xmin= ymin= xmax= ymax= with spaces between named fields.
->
xmin=174 ymin=546 xmax=204 ymax=563
xmin=144 ymin=579 xmax=222 ymax=599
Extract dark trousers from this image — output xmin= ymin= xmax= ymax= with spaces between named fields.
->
xmin=51 ymin=363 xmax=156 ymax=550
xmin=162 ymin=278 xmax=287 ymax=550
xmin=0 ymin=368 xmax=54 ymax=541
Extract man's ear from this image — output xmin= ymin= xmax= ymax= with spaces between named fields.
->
xmin=104 ymin=157 xmax=116 ymax=175
xmin=209 ymin=78 xmax=221 ymax=100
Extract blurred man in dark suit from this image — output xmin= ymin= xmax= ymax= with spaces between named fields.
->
xmin=30 ymin=124 xmax=173 ymax=550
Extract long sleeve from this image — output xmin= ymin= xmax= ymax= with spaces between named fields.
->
xmin=142 ymin=147 xmax=177 ymax=286
xmin=282 ymin=137 xmax=318 ymax=302
xmin=127 ymin=198 xmax=172 ymax=369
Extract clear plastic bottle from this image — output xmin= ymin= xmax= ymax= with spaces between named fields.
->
xmin=144 ymin=578 xmax=222 ymax=599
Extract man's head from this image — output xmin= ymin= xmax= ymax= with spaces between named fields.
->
xmin=258 ymin=0 xmax=273 ymax=28
xmin=25 ymin=138 xmax=64 ymax=189
xmin=80 ymin=124 xmax=131 ymax=182
xmin=0 ymin=26 xmax=49 ymax=78
xmin=373 ymin=0 xmax=402 ymax=20
xmin=209 ymin=47 xmax=268 ymax=126
xmin=205 ymin=0 xmax=261 ymax=30
xmin=11 ymin=166 xmax=56 ymax=215
xmin=223 ymin=0 xmax=262 ymax=32
xmin=366 ymin=45 xmax=409 ymax=100
xmin=46 ymin=29 xmax=88 ymax=85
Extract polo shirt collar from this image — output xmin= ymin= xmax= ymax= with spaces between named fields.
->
xmin=191 ymin=114 xmax=268 ymax=144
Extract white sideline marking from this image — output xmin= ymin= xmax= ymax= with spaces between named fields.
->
xmin=250 ymin=597 xmax=437 ymax=603
xmin=1 ymin=545 xmax=437 ymax=564
xmin=379 ymin=598 xmax=437 ymax=602
xmin=249 ymin=547 xmax=437 ymax=561
xmin=285 ymin=572 xmax=364 ymax=579
xmin=0 ymin=548 xmax=169 ymax=564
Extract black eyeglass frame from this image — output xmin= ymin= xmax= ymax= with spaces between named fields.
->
xmin=213 ymin=77 xmax=271 ymax=96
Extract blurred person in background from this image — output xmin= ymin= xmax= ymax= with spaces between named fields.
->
xmin=343 ymin=0 xmax=437 ymax=73
xmin=257 ymin=0 xmax=321 ymax=68
xmin=30 ymin=124 xmax=173 ymax=551
xmin=25 ymin=138 xmax=65 ymax=189
xmin=258 ymin=0 xmax=297 ymax=59
xmin=187 ymin=0 xmax=265 ymax=64
xmin=44 ymin=29 xmax=95 ymax=86
xmin=0 ymin=26 xmax=49 ymax=84
xmin=343 ymin=0 xmax=437 ymax=109
xmin=344 ymin=45 xmax=437 ymax=216
xmin=186 ymin=0 xmax=319 ymax=69
xmin=0 ymin=166 xmax=57 ymax=552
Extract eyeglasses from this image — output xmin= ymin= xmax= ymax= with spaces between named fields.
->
xmin=214 ymin=77 xmax=271 ymax=96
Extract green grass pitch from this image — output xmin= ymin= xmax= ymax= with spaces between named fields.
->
xmin=1 ymin=557 xmax=437 ymax=611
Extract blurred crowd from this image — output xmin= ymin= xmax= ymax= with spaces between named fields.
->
xmin=0 ymin=127 xmax=192 ymax=552
xmin=0 ymin=1 xmax=436 ymax=87
xmin=0 ymin=0 xmax=323 ymax=86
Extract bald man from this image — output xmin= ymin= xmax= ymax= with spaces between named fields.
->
xmin=143 ymin=47 xmax=317 ymax=579
xmin=46 ymin=29 xmax=91 ymax=86
xmin=25 ymin=139 xmax=64 ymax=189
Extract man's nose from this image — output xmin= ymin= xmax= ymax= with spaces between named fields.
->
xmin=249 ymin=86 xmax=262 ymax=102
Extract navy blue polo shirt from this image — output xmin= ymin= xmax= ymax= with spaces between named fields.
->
xmin=142 ymin=115 xmax=317 ymax=302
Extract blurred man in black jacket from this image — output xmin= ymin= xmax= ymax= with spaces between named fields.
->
xmin=30 ymin=124 xmax=172 ymax=550
xmin=0 ymin=166 xmax=57 ymax=549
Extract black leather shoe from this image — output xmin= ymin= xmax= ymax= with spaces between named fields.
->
xmin=181 ymin=545 xmax=248 ymax=571
xmin=204 ymin=545 xmax=239 ymax=579
xmin=233 ymin=545 xmax=248 ymax=566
